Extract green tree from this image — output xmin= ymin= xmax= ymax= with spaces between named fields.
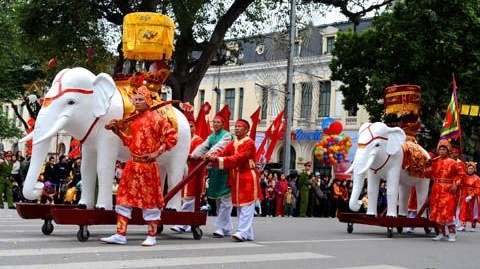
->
xmin=330 ymin=0 xmax=480 ymax=151
xmin=0 ymin=113 xmax=23 ymax=139
xmin=12 ymin=0 xmax=393 ymax=104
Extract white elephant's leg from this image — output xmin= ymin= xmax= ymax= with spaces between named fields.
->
xmin=164 ymin=164 xmax=186 ymax=210
xmin=415 ymin=180 xmax=430 ymax=218
xmin=95 ymin=139 xmax=119 ymax=210
xmin=386 ymin=172 xmax=400 ymax=217
xmin=366 ymin=172 xmax=381 ymax=216
xmin=79 ymin=147 xmax=98 ymax=209
xmin=397 ymin=183 xmax=410 ymax=217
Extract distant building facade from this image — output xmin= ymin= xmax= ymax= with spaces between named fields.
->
xmin=195 ymin=19 xmax=373 ymax=174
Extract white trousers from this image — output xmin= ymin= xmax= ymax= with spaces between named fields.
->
xmin=115 ymin=205 xmax=161 ymax=221
xmin=235 ymin=202 xmax=255 ymax=241
xmin=214 ymin=196 xmax=233 ymax=233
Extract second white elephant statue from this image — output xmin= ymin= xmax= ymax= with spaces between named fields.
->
xmin=20 ymin=67 xmax=191 ymax=210
xmin=346 ymin=122 xmax=431 ymax=217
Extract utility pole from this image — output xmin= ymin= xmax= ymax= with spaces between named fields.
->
xmin=283 ymin=0 xmax=296 ymax=175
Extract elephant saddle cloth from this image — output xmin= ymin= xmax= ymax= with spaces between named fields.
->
xmin=401 ymin=141 xmax=428 ymax=178
xmin=114 ymin=82 xmax=178 ymax=134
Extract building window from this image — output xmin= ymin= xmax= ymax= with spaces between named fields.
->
xmin=225 ymin=88 xmax=235 ymax=120
xmin=326 ymin=37 xmax=335 ymax=53
xmin=238 ymin=88 xmax=244 ymax=119
xmin=318 ymin=81 xmax=331 ymax=117
xmin=300 ymin=82 xmax=313 ymax=118
xmin=199 ymin=90 xmax=205 ymax=105
xmin=279 ymin=145 xmax=297 ymax=172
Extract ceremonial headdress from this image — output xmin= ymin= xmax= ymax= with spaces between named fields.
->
xmin=465 ymin=161 xmax=477 ymax=172
xmin=235 ymin=119 xmax=250 ymax=130
xmin=135 ymin=86 xmax=153 ymax=106
xmin=214 ymin=105 xmax=231 ymax=131
xmin=436 ymin=139 xmax=451 ymax=153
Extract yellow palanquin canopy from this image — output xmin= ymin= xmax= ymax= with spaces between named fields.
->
xmin=122 ymin=12 xmax=175 ymax=60
xmin=384 ymin=84 xmax=422 ymax=116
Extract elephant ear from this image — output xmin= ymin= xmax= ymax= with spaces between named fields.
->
xmin=92 ymin=73 xmax=117 ymax=117
xmin=386 ymin=127 xmax=406 ymax=155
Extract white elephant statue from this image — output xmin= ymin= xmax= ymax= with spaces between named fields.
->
xmin=345 ymin=122 xmax=431 ymax=217
xmin=20 ymin=67 xmax=190 ymax=210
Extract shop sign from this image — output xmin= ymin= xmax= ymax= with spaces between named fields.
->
xmin=292 ymin=129 xmax=322 ymax=141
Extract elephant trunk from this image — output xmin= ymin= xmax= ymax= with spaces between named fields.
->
xmin=23 ymin=113 xmax=67 ymax=200
xmin=348 ymin=150 xmax=368 ymax=212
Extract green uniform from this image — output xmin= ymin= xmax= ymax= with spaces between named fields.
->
xmin=0 ymin=160 xmax=14 ymax=208
xmin=205 ymin=130 xmax=231 ymax=199
xmin=297 ymin=171 xmax=310 ymax=217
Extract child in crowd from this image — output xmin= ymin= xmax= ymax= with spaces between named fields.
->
xmin=39 ymin=181 xmax=56 ymax=204
xmin=283 ymin=187 xmax=296 ymax=217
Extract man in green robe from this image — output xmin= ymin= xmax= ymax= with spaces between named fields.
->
xmin=190 ymin=112 xmax=233 ymax=237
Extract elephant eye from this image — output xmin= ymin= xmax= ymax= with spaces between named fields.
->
xmin=374 ymin=143 xmax=380 ymax=147
xmin=67 ymin=100 xmax=75 ymax=105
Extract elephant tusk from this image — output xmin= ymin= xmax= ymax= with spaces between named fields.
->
xmin=357 ymin=154 xmax=376 ymax=175
xmin=344 ymin=162 xmax=354 ymax=174
xmin=19 ymin=132 xmax=34 ymax=143
xmin=33 ymin=116 xmax=69 ymax=145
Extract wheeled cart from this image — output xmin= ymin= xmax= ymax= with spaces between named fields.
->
xmin=17 ymin=160 xmax=209 ymax=242
xmin=337 ymin=197 xmax=440 ymax=238
xmin=15 ymin=203 xmax=79 ymax=235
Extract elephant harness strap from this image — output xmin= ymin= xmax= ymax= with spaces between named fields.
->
xmin=43 ymin=70 xmax=100 ymax=144
xmin=357 ymin=123 xmax=391 ymax=174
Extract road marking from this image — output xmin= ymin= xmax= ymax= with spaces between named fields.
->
xmin=0 ymin=252 xmax=330 ymax=269
xmin=258 ymin=238 xmax=392 ymax=244
xmin=330 ymin=264 xmax=409 ymax=269
xmin=0 ymin=242 xmax=262 ymax=256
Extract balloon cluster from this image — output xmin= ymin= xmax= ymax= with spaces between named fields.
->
xmin=321 ymin=117 xmax=343 ymax=135
xmin=314 ymin=118 xmax=352 ymax=165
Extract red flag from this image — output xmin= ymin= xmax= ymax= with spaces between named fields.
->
xmin=195 ymin=102 xmax=212 ymax=139
xmin=255 ymin=110 xmax=285 ymax=163
xmin=264 ymin=114 xmax=285 ymax=162
xmin=249 ymin=106 xmax=261 ymax=140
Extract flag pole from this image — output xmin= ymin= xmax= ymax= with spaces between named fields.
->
xmin=452 ymin=73 xmax=463 ymax=158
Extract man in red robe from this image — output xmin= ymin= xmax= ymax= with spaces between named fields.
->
xmin=101 ymin=86 xmax=178 ymax=246
xmin=424 ymin=139 xmax=465 ymax=242
xmin=171 ymin=118 xmax=206 ymax=233
xmin=207 ymin=119 xmax=263 ymax=242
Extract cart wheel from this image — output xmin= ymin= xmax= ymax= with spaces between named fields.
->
xmin=347 ymin=223 xmax=353 ymax=234
xmin=41 ymin=219 xmax=54 ymax=235
xmin=192 ymin=226 xmax=203 ymax=240
xmin=157 ymin=224 xmax=164 ymax=234
xmin=387 ymin=227 xmax=394 ymax=238
xmin=396 ymin=227 xmax=403 ymax=234
xmin=77 ymin=226 xmax=90 ymax=242
xmin=424 ymin=227 xmax=432 ymax=235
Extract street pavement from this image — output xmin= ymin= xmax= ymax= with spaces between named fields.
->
xmin=1 ymin=208 xmax=479 ymax=269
